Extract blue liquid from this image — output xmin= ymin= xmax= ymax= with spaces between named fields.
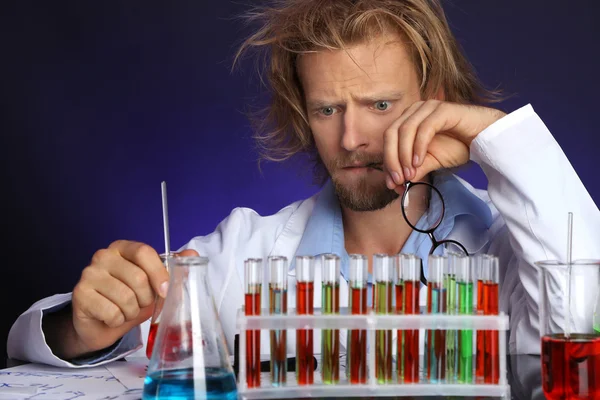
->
xmin=143 ymin=367 xmax=237 ymax=400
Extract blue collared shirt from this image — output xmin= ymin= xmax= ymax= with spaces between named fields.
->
xmin=291 ymin=170 xmax=493 ymax=303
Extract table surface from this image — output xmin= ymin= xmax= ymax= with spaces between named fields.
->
xmin=0 ymin=354 xmax=545 ymax=399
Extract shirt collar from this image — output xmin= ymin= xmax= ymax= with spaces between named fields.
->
xmin=292 ymin=170 xmax=493 ymax=280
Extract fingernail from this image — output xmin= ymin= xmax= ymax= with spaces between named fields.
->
xmin=392 ymin=171 xmax=401 ymax=185
xmin=404 ymin=167 xmax=412 ymax=180
xmin=160 ymin=281 xmax=169 ymax=298
xmin=413 ymin=154 xmax=420 ymax=167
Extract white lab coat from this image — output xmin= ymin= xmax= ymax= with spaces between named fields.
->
xmin=7 ymin=104 xmax=600 ymax=368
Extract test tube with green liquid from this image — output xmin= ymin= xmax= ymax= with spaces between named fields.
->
xmin=445 ymin=252 xmax=458 ymax=383
xmin=373 ymin=254 xmax=393 ymax=384
xmin=321 ymin=253 xmax=340 ymax=384
xmin=425 ymin=255 xmax=447 ymax=383
xmin=457 ymin=255 xmax=474 ymax=383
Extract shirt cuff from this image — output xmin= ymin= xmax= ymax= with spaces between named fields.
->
xmin=31 ymin=298 xmax=142 ymax=367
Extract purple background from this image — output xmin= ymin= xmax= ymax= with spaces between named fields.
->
xmin=1 ymin=1 xmax=598 ymax=365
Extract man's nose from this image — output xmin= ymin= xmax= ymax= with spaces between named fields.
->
xmin=340 ymin=107 xmax=369 ymax=152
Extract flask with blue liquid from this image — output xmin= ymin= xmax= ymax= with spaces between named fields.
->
xmin=143 ymin=255 xmax=237 ymax=400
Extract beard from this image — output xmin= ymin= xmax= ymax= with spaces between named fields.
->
xmin=325 ymin=152 xmax=399 ymax=212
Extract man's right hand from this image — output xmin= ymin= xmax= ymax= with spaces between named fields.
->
xmin=44 ymin=240 xmax=197 ymax=360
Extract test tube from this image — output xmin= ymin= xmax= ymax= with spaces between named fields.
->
xmin=483 ymin=255 xmax=499 ymax=384
xmin=426 ymin=255 xmax=447 ymax=383
xmin=268 ymin=256 xmax=288 ymax=387
xmin=321 ymin=254 xmax=340 ymax=384
xmin=347 ymin=254 xmax=368 ymax=384
xmin=373 ymin=254 xmax=393 ymax=384
xmin=244 ymin=258 xmax=262 ymax=388
xmin=457 ymin=255 xmax=474 ymax=383
xmin=394 ymin=254 xmax=405 ymax=383
xmin=445 ymin=253 xmax=458 ymax=383
xmin=146 ymin=252 xmax=174 ymax=359
xmin=402 ymin=255 xmax=421 ymax=383
xmin=475 ymin=254 xmax=487 ymax=383
xmin=295 ymin=255 xmax=315 ymax=385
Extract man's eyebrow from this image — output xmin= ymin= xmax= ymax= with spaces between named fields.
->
xmin=353 ymin=90 xmax=405 ymax=103
xmin=306 ymin=91 xmax=405 ymax=108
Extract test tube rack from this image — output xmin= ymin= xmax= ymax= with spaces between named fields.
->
xmin=236 ymin=308 xmax=510 ymax=399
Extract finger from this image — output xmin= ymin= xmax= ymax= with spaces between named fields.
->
xmin=412 ymin=154 xmax=440 ymax=183
xmin=383 ymin=102 xmax=424 ymax=186
xmin=84 ymin=267 xmax=142 ymax=321
xmin=109 ymin=241 xmax=169 ymax=298
xmin=178 ymin=249 xmax=199 ymax=257
xmin=413 ymin=103 xmax=460 ymax=168
xmin=397 ymin=100 xmax=440 ymax=180
xmin=383 ymin=123 xmax=402 ymax=188
xmin=75 ymin=284 xmax=127 ymax=328
xmin=108 ymin=262 xmax=155 ymax=308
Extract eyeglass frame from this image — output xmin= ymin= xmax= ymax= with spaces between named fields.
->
xmin=400 ymin=180 xmax=469 ymax=285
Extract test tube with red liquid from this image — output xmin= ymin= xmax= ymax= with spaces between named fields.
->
xmin=146 ymin=252 xmax=174 ymax=359
xmin=244 ymin=258 xmax=262 ymax=388
xmin=402 ymin=254 xmax=421 ymax=383
xmin=347 ymin=254 xmax=368 ymax=384
xmin=474 ymin=254 xmax=486 ymax=383
xmin=295 ymin=255 xmax=315 ymax=385
xmin=426 ymin=255 xmax=447 ymax=383
xmin=269 ymin=256 xmax=288 ymax=387
xmin=482 ymin=255 xmax=499 ymax=384
xmin=321 ymin=253 xmax=340 ymax=384
xmin=394 ymin=254 xmax=405 ymax=382
xmin=373 ymin=254 xmax=393 ymax=383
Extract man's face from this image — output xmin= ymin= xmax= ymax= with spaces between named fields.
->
xmin=297 ymin=34 xmax=422 ymax=212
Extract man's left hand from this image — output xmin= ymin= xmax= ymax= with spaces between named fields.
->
xmin=382 ymin=100 xmax=506 ymax=191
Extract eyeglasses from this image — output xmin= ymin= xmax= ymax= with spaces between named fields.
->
xmin=400 ymin=179 xmax=469 ymax=285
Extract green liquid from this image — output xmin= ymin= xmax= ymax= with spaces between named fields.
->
xmin=458 ymin=281 xmax=473 ymax=383
xmin=445 ymin=275 xmax=457 ymax=382
xmin=321 ymin=283 xmax=340 ymax=384
xmin=375 ymin=282 xmax=392 ymax=383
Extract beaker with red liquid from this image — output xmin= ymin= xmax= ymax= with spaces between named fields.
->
xmin=537 ymin=259 xmax=600 ymax=400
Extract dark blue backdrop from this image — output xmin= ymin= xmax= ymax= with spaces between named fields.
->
xmin=1 ymin=1 xmax=598 ymax=365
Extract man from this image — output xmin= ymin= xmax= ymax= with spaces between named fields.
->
xmin=8 ymin=0 xmax=600 ymax=367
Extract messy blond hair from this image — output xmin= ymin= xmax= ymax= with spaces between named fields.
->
xmin=235 ymin=0 xmax=501 ymax=182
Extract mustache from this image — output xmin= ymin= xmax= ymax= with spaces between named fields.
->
xmin=331 ymin=153 xmax=384 ymax=170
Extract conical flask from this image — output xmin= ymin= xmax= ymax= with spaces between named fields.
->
xmin=143 ymin=255 xmax=237 ymax=400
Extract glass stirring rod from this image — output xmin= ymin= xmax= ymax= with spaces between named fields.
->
xmin=146 ymin=181 xmax=173 ymax=359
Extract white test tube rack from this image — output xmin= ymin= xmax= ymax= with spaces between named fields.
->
xmin=236 ymin=308 xmax=510 ymax=399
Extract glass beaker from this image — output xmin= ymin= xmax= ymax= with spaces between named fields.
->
xmin=146 ymin=252 xmax=177 ymax=359
xmin=536 ymin=259 xmax=600 ymax=400
xmin=143 ymin=255 xmax=237 ymax=400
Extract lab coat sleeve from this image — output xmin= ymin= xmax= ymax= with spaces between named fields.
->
xmin=6 ymin=293 xmax=143 ymax=367
xmin=470 ymin=103 xmax=600 ymax=354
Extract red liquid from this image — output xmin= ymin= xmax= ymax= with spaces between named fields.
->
xmin=403 ymin=280 xmax=420 ymax=383
xmin=296 ymin=281 xmax=314 ymax=385
xmin=476 ymin=279 xmax=485 ymax=382
xmin=147 ymin=322 xmax=158 ymax=359
xmin=147 ymin=321 xmax=193 ymax=362
xmin=245 ymin=291 xmax=261 ymax=387
xmin=349 ymin=287 xmax=367 ymax=384
xmin=395 ymin=284 xmax=404 ymax=381
xmin=542 ymin=333 xmax=600 ymax=399
xmin=483 ymin=282 xmax=499 ymax=383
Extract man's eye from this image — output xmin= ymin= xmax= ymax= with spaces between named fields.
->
xmin=320 ymin=107 xmax=336 ymax=116
xmin=374 ymin=101 xmax=390 ymax=111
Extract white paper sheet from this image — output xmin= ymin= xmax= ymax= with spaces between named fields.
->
xmin=103 ymin=358 xmax=147 ymax=391
xmin=0 ymin=362 xmax=143 ymax=400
